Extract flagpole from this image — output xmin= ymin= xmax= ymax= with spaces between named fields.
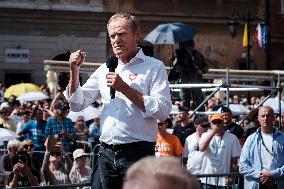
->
xmin=264 ymin=0 xmax=271 ymax=70
xmin=246 ymin=11 xmax=251 ymax=70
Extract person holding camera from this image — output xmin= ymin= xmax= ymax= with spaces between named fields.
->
xmin=7 ymin=151 xmax=39 ymax=187
xmin=41 ymin=138 xmax=72 ymax=185
xmin=18 ymin=140 xmax=42 ymax=173
xmin=168 ymin=40 xmax=208 ymax=110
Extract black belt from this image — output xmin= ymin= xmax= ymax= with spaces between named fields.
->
xmin=101 ymin=141 xmax=155 ymax=152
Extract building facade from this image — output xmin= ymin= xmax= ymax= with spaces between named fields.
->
xmin=0 ymin=0 xmax=283 ymax=89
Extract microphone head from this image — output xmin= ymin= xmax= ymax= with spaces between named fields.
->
xmin=106 ymin=55 xmax=118 ymax=69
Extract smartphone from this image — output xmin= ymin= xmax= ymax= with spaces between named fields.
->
xmin=47 ymin=136 xmax=58 ymax=151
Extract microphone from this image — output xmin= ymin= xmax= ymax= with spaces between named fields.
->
xmin=106 ymin=56 xmax=118 ymax=99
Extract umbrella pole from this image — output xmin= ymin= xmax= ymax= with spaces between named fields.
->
xmin=170 ymin=45 xmax=175 ymax=69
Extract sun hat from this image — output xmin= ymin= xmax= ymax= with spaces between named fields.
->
xmin=73 ymin=148 xmax=88 ymax=160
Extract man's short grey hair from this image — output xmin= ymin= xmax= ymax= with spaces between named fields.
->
xmin=107 ymin=13 xmax=141 ymax=33
xmin=7 ymin=139 xmax=20 ymax=149
xmin=123 ymin=156 xmax=201 ymax=189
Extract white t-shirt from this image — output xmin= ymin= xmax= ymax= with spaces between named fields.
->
xmin=183 ymin=132 xmax=205 ymax=174
xmin=200 ymin=132 xmax=241 ymax=186
xmin=261 ymin=132 xmax=273 ymax=171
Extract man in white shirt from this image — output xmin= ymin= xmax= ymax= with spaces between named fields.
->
xmin=199 ymin=114 xmax=241 ymax=189
xmin=183 ymin=116 xmax=209 ymax=174
xmin=64 ymin=13 xmax=172 ymax=189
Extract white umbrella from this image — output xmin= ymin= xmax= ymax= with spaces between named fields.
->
xmin=228 ymin=104 xmax=248 ymax=114
xmin=17 ymin=91 xmax=49 ymax=103
xmin=263 ymin=97 xmax=284 ymax=113
xmin=170 ymin=105 xmax=179 ymax=114
xmin=67 ymin=106 xmax=101 ymax=122
xmin=0 ymin=128 xmax=19 ymax=145
xmin=217 ymin=104 xmax=248 ymax=115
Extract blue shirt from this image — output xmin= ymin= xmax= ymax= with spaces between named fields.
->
xmin=89 ymin=123 xmax=101 ymax=139
xmin=20 ymin=120 xmax=46 ymax=150
xmin=240 ymin=128 xmax=284 ymax=189
xmin=45 ymin=116 xmax=76 ymax=152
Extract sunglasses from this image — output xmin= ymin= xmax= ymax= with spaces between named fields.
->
xmin=50 ymin=152 xmax=61 ymax=156
xmin=23 ymin=144 xmax=34 ymax=149
xmin=211 ymin=120 xmax=223 ymax=125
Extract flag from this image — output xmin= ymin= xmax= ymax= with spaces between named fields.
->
xmin=254 ymin=24 xmax=263 ymax=48
xmin=243 ymin=23 xmax=248 ymax=48
xmin=261 ymin=25 xmax=269 ymax=51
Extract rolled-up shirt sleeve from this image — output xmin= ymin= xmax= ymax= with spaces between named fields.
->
xmin=141 ymin=62 xmax=172 ymax=121
xmin=64 ymin=70 xmax=102 ymax=112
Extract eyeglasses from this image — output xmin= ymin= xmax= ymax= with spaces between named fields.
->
xmin=50 ymin=152 xmax=61 ymax=156
xmin=23 ymin=144 xmax=34 ymax=149
xmin=211 ymin=120 xmax=223 ymax=125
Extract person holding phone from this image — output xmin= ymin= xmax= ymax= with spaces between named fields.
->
xmin=8 ymin=151 xmax=39 ymax=187
xmin=41 ymin=138 xmax=72 ymax=185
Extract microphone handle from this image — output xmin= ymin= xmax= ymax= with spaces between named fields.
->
xmin=109 ymin=67 xmax=116 ymax=99
xmin=110 ymin=87 xmax=115 ymax=99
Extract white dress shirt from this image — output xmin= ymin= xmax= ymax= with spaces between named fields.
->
xmin=64 ymin=49 xmax=172 ymax=144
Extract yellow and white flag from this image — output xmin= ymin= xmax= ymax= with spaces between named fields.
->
xmin=243 ymin=23 xmax=248 ymax=48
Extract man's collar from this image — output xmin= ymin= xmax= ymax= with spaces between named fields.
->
xmin=120 ymin=48 xmax=145 ymax=65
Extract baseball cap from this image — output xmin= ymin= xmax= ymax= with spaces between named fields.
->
xmin=220 ymin=106 xmax=232 ymax=113
xmin=73 ymin=148 xmax=88 ymax=160
xmin=211 ymin=114 xmax=224 ymax=121
xmin=194 ymin=116 xmax=209 ymax=127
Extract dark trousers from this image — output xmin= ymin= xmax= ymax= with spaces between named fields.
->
xmin=91 ymin=141 xmax=155 ymax=189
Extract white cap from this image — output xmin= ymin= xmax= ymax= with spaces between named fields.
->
xmin=73 ymin=148 xmax=88 ymax=160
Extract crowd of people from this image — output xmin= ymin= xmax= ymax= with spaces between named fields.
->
xmin=0 ymin=91 xmax=98 ymax=188
xmin=1 ymin=12 xmax=284 ymax=189
xmin=0 ymin=88 xmax=283 ymax=189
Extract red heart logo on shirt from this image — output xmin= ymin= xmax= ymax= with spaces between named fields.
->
xmin=129 ymin=74 xmax=138 ymax=81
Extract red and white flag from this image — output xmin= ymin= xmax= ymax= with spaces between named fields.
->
xmin=254 ymin=24 xmax=263 ymax=48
